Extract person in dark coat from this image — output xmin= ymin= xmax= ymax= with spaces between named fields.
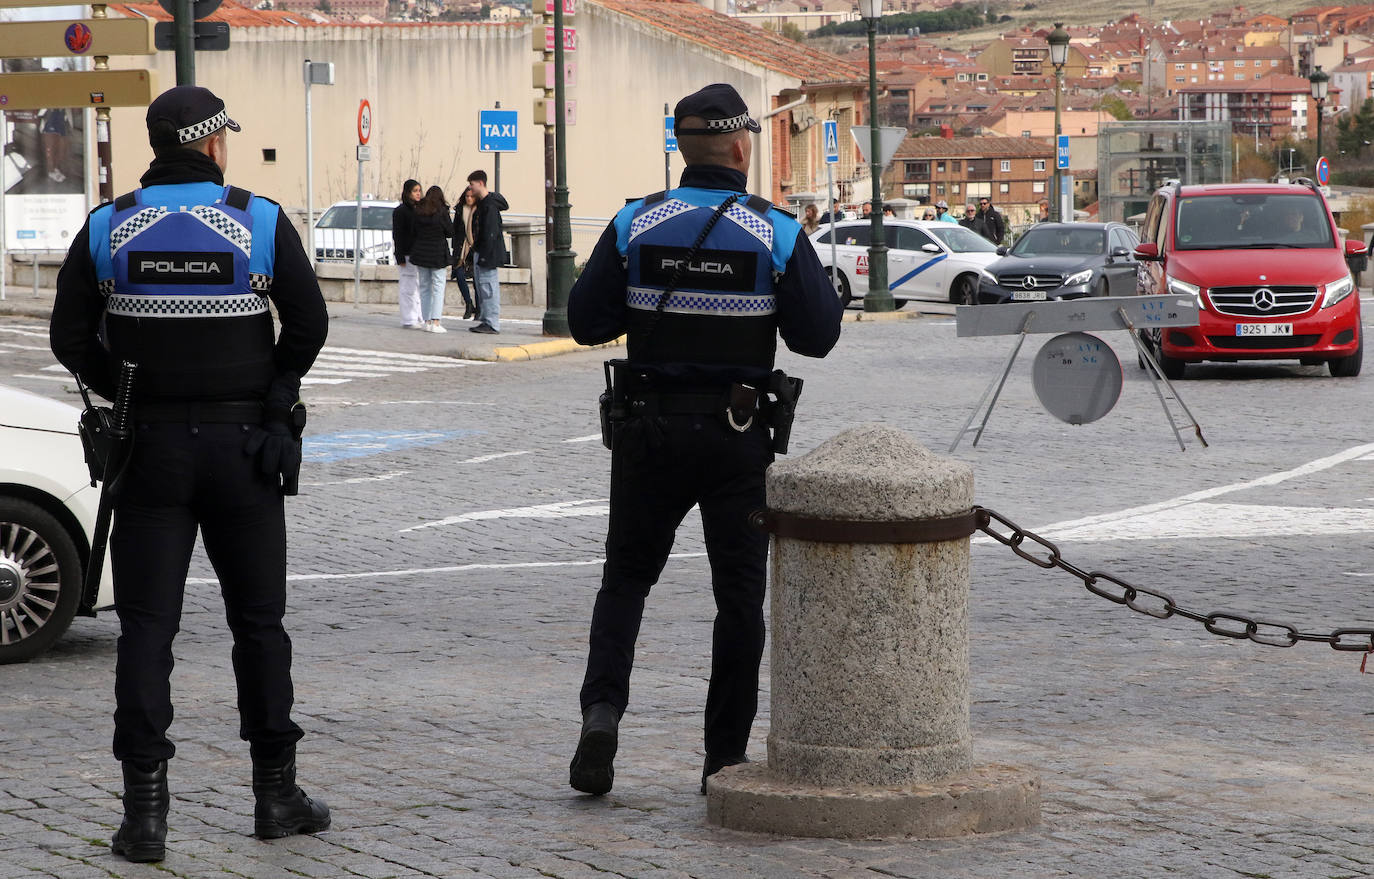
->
xmin=467 ymin=169 xmax=508 ymax=334
xmin=975 ymin=197 xmax=1006 ymax=244
xmin=49 ymin=84 xmax=330 ymax=863
xmin=409 ymin=185 xmax=453 ymax=333
xmin=392 ymin=178 xmax=423 ymax=328
xmin=565 ymin=82 xmax=843 ymax=798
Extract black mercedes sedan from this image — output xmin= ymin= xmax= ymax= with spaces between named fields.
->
xmin=975 ymin=222 xmax=1140 ymax=304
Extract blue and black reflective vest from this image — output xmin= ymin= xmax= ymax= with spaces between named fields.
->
xmin=612 ymin=186 xmax=801 ymax=379
xmin=88 ymin=181 xmax=280 ymax=401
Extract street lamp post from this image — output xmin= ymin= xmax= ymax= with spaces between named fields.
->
xmin=858 ymin=0 xmax=892 ymax=312
xmin=1047 ymin=23 xmax=1069 ymax=223
xmin=1309 ymin=65 xmax=1329 ymax=173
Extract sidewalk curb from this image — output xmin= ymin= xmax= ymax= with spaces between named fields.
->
xmin=480 ymin=335 xmax=626 ymax=362
xmin=843 ymin=309 xmax=921 ymax=322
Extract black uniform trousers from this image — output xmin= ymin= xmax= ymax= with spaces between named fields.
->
xmin=110 ymin=419 xmax=303 ymax=765
xmin=580 ymin=411 xmax=774 ymax=760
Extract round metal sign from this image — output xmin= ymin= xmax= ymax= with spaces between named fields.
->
xmin=1031 ymin=332 xmax=1123 ymax=425
xmin=357 ymin=99 xmax=372 ymax=145
xmin=1316 ymin=155 xmax=1330 ymax=186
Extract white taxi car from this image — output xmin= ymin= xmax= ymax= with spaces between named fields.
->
xmin=809 ymin=219 xmax=1002 ymax=308
xmin=0 ymin=384 xmax=113 ymax=663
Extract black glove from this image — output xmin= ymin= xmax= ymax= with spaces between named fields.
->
xmin=244 ymin=420 xmax=302 ymax=494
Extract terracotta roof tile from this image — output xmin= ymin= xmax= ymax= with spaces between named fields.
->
xmin=895 ymin=135 xmax=1053 ymax=159
xmin=589 ymin=0 xmax=865 ymax=86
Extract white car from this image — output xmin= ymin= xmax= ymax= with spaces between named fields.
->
xmin=0 ymin=385 xmax=113 ymax=663
xmin=313 ymin=199 xmax=396 ymax=265
xmin=810 ymin=219 xmax=1002 ymax=308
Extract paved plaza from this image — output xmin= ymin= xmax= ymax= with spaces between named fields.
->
xmin=3 ymin=293 xmax=1374 ymax=878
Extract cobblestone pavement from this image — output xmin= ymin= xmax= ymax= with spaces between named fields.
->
xmin=3 ymin=296 xmax=1374 ymax=879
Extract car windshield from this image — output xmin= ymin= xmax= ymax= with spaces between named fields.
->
xmin=925 ymin=225 xmax=998 ymax=253
xmin=1173 ymin=193 xmax=1334 ymax=250
xmin=1010 ymin=226 xmax=1105 ymax=256
xmin=317 ymin=206 xmax=392 ymax=231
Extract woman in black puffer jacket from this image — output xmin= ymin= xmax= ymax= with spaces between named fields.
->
xmin=410 ymin=185 xmax=454 ymax=333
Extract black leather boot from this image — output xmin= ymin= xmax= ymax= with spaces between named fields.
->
xmin=701 ymin=754 xmax=749 ymax=795
xmin=111 ymin=760 xmax=168 ymax=863
xmin=251 ymin=747 xmax=331 ymax=839
xmin=569 ymin=702 xmax=619 ymax=795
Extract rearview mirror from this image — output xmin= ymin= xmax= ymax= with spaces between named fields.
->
xmin=1134 ymin=242 xmax=1161 ymax=261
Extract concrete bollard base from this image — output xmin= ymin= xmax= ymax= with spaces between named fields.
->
xmin=706 ymin=760 xmax=1040 ymax=839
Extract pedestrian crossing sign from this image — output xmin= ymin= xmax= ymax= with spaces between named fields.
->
xmin=824 ymin=119 xmax=839 ymax=165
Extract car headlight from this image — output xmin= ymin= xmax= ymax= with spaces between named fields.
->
xmin=1321 ymin=274 xmax=1354 ymax=308
xmin=980 ymin=268 xmax=998 ymax=283
xmin=1166 ymin=275 xmax=1203 ymax=308
xmin=1062 ymin=269 xmax=1093 ymax=287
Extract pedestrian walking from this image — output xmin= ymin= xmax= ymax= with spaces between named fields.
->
xmin=48 ymin=85 xmax=330 ymax=863
xmin=935 ymin=199 xmax=959 ymax=223
xmin=410 ymin=185 xmax=453 ymax=333
xmin=802 ymin=203 xmax=820 ymax=235
xmin=467 ymin=169 xmax=507 ymax=334
xmin=393 ymin=178 xmax=423 ymax=328
xmin=959 ymin=202 xmax=979 ymax=231
xmin=452 ymin=185 xmax=479 ymax=321
xmin=565 ymin=82 xmax=843 ymax=798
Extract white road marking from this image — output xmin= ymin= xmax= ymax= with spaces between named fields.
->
xmin=401 ymin=498 xmax=610 ymax=533
xmin=460 ymin=451 xmax=531 ymax=464
xmin=300 ymin=470 xmax=410 ymax=487
xmin=564 ymin=434 xmax=602 ymax=443
xmin=0 ymin=327 xmax=48 ymax=338
xmin=11 ymin=373 xmax=70 ymax=383
xmin=301 ymin=377 xmax=351 ymax=385
xmin=0 ymin=342 xmax=50 ymax=351
xmin=186 ymin=551 xmax=709 ymax=585
xmin=997 ymin=442 xmax=1374 ymax=544
xmin=1042 ymin=502 xmax=1374 ymax=542
xmin=311 ymin=399 xmax=496 ymax=407
xmin=321 ymin=345 xmax=483 ymax=365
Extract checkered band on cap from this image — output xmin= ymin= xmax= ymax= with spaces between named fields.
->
xmin=706 ymin=113 xmax=751 ymax=132
xmin=178 ymin=109 xmax=230 ymax=144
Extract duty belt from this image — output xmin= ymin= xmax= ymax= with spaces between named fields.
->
xmin=135 ymin=400 xmax=264 ymax=423
xmin=626 ymin=392 xmax=748 ymax=418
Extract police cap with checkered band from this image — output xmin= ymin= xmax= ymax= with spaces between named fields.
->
xmin=146 ymin=85 xmax=241 ymax=149
xmin=673 ymin=83 xmax=761 ymax=136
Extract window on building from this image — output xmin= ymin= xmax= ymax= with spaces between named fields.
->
xmin=1034 ymin=159 xmax=1046 ymax=171
xmin=1254 ymin=60 xmax=1262 ymax=67
xmin=951 ymin=183 xmax=961 ymax=194
xmin=1255 ymin=73 xmax=1261 ymax=80
xmin=1270 ymin=59 xmax=1278 ymax=66
xmin=1022 ymin=129 xmax=1032 ymax=137
xmin=902 ymin=183 xmax=931 ymax=198
xmin=952 ymin=160 xmax=961 ymax=172
xmin=966 ymin=159 xmax=991 ymax=179
xmin=1032 ymin=180 xmax=1046 ymax=193
xmin=936 ymin=162 xmax=945 ymax=173
xmin=1191 ymin=76 xmax=1198 ymax=83
xmin=1175 ymin=63 xmax=1185 ymax=70
xmin=1000 ymin=160 xmax=1011 ymax=172
xmin=262 ymin=148 xmax=276 ymax=163
xmin=966 ymin=182 xmax=991 ymax=198
xmin=1000 ymin=182 xmax=1010 ymax=193
xmin=936 ymin=183 xmax=946 ymax=195
xmin=903 ymin=161 xmax=930 ymax=180
xmin=1235 ymin=73 xmax=1244 ymax=80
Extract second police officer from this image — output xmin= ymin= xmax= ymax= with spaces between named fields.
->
xmin=566 ymin=83 xmax=843 ymax=796
xmin=49 ymin=86 xmax=330 ymax=862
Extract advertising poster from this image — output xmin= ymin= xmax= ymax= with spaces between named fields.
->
xmin=1 ymin=6 xmax=90 ymax=253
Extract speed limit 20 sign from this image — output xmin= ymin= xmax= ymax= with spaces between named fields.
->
xmin=357 ymin=99 xmax=372 ymax=145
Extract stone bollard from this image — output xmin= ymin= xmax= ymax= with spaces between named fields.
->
xmin=707 ymin=424 xmax=1040 ymax=839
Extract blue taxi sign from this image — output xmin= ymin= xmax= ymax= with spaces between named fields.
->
xmin=664 ymin=116 xmax=677 ymax=153
xmin=479 ymin=108 xmax=518 ymax=153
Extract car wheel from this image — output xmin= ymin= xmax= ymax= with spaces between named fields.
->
xmin=0 ymin=498 xmax=83 ymax=664
xmin=890 ymin=298 xmax=908 ymax=310
xmin=1158 ymin=351 xmax=1187 ymax=380
xmin=950 ymin=274 xmax=977 ymax=306
xmin=1329 ymin=334 xmax=1363 ymax=377
xmin=825 ymin=266 xmax=853 ymax=307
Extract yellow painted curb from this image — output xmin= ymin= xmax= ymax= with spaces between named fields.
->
xmin=484 ymin=335 xmax=626 ymax=362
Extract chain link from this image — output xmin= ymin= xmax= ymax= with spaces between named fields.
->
xmin=973 ymin=506 xmax=1374 ymax=652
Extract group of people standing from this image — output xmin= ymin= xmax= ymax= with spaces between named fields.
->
xmin=392 ymin=171 xmax=507 ymax=335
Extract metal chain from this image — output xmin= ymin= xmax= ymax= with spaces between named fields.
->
xmin=974 ymin=506 xmax=1374 ymax=652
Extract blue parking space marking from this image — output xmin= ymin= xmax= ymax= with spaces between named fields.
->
xmin=304 ymin=429 xmax=483 ymax=463
xmin=889 ymin=253 xmax=948 ymax=291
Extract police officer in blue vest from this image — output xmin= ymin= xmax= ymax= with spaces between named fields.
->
xmin=567 ymin=83 xmax=843 ymax=796
xmin=50 ymin=86 xmax=330 ymax=862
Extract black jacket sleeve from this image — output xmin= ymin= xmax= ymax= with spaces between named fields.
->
xmin=775 ymin=229 xmax=843 ymax=358
xmin=567 ymin=221 xmax=627 ymax=346
xmin=475 ymin=193 xmax=509 ymax=268
xmin=392 ymin=204 xmax=413 ymax=264
xmin=267 ymin=206 xmax=329 ymax=378
xmin=50 ymin=220 xmax=119 ymax=401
